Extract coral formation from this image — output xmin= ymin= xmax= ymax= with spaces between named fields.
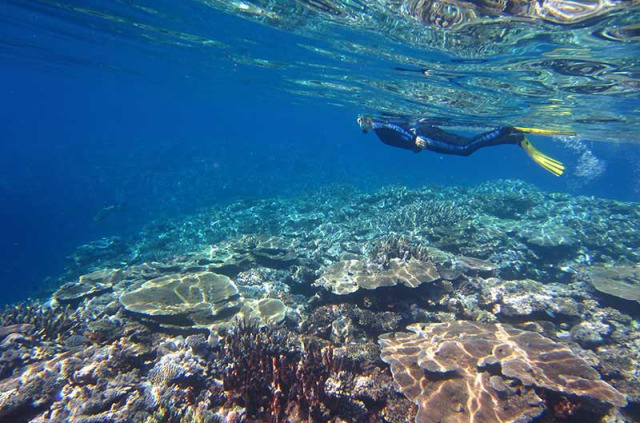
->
xmin=584 ymin=265 xmax=640 ymax=305
xmin=3 ymin=180 xmax=640 ymax=422
xmin=0 ymin=301 xmax=89 ymax=344
xmin=218 ymin=320 xmax=409 ymax=423
xmin=54 ymin=268 xmax=123 ymax=304
xmin=380 ymin=321 xmax=627 ymax=423
xmin=315 ymin=258 xmax=440 ymax=295
xmin=255 ymin=298 xmax=287 ymax=325
xmin=484 ymin=278 xmax=582 ymax=318
xmin=119 ymin=271 xmax=241 ymax=329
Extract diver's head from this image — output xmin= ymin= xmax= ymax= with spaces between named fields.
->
xmin=357 ymin=115 xmax=374 ymax=133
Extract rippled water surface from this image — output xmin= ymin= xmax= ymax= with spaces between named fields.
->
xmin=2 ymin=0 xmax=639 ymax=142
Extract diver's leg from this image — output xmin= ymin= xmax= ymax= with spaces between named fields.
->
xmin=454 ymin=127 xmax=516 ymax=155
xmin=469 ymin=128 xmax=565 ymax=175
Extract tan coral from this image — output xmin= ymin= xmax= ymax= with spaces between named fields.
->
xmin=204 ymin=234 xmax=299 ymax=276
xmin=255 ymin=298 xmax=287 ymax=325
xmin=119 ymin=271 xmax=241 ymax=328
xmin=456 ymin=256 xmax=498 ymax=273
xmin=584 ymin=265 xmax=640 ymax=304
xmin=379 ymin=321 xmax=626 ymax=423
xmin=54 ymin=268 xmax=123 ymax=304
xmin=315 ymin=258 xmax=440 ymax=295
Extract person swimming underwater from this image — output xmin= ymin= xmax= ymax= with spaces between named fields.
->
xmin=357 ymin=116 xmax=573 ymax=176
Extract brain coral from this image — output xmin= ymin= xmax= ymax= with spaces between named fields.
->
xmin=379 ymin=321 xmax=626 ymax=423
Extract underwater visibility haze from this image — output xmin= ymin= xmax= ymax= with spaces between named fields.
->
xmin=1 ymin=0 xmax=640 ymax=422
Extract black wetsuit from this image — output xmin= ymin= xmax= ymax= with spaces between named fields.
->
xmin=371 ymin=121 xmax=525 ymax=156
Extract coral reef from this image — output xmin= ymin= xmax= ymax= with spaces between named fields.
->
xmin=3 ymin=180 xmax=640 ymax=422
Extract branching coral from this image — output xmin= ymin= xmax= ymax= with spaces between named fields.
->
xmin=368 ymin=235 xmax=433 ymax=267
xmin=0 ymin=301 xmax=89 ymax=344
xmin=390 ymin=199 xmax=472 ymax=230
xmin=219 ymin=320 xmax=341 ymax=422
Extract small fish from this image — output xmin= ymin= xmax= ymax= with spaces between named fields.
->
xmin=93 ymin=203 xmax=125 ymax=222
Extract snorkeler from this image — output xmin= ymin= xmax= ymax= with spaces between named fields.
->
xmin=357 ymin=116 xmax=573 ymax=176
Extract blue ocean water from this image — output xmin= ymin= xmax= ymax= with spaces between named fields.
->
xmin=1 ymin=0 xmax=639 ymax=305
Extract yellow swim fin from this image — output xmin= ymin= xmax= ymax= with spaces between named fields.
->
xmin=521 ymin=138 xmax=565 ymax=176
xmin=514 ymin=126 xmax=576 ymax=136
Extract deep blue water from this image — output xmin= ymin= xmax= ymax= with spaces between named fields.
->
xmin=1 ymin=0 xmax=639 ymax=304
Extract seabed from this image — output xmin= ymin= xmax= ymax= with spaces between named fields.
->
xmin=1 ymin=180 xmax=639 ymax=423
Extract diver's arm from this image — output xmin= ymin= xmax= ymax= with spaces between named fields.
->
xmin=372 ymin=121 xmax=423 ymax=153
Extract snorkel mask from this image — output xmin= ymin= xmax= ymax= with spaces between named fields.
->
xmin=357 ymin=115 xmax=374 ymax=133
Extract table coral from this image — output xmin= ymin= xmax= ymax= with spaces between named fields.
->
xmin=315 ymin=258 xmax=440 ymax=295
xmin=380 ymin=321 xmax=626 ymax=423
xmin=119 ymin=271 xmax=241 ymax=328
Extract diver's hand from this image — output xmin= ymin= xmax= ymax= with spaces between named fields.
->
xmin=415 ymin=136 xmax=428 ymax=149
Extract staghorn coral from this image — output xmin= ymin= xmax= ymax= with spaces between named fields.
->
xmin=389 ymin=198 xmax=473 ymax=231
xmin=367 ymin=235 xmax=442 ymax=269
xmin=216 ymin=320 xmax=408 ymax=422
xmin=380 ymin=321 xmax=626 ymax=423
xmin=219 ymin=320 xmax=332 ymax=422
xmin=0 ymin=301 xmax=89 ymax=344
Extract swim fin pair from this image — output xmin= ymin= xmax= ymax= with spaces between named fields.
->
xmin=521 ymin=137 xmax=565 ymax=176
